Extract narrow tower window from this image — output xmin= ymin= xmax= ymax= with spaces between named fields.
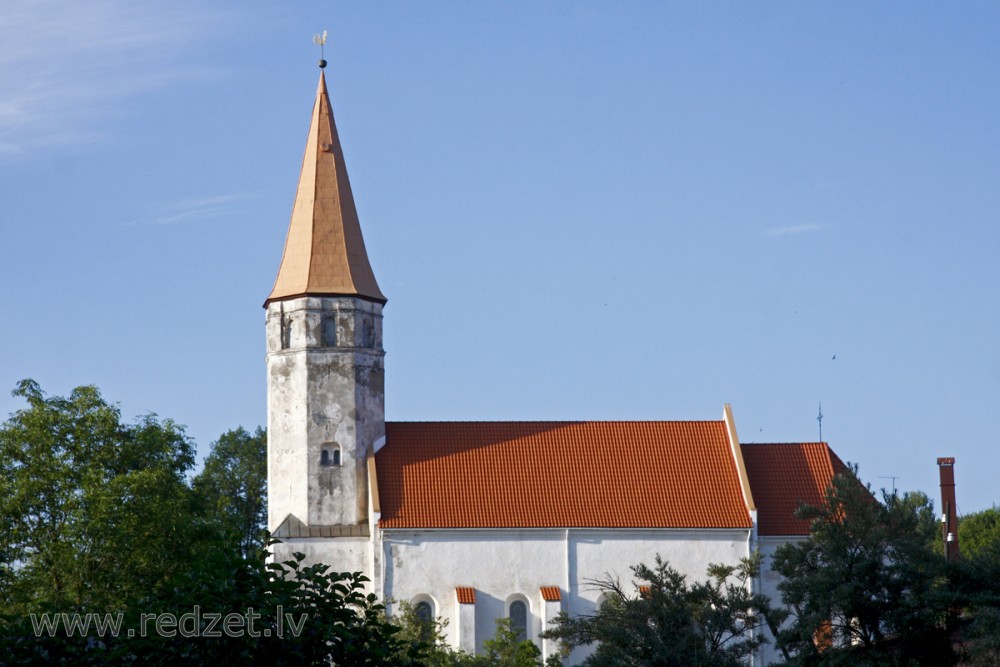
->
xmin=509 ymin=600 xmax=527 ymax=641
xmin=280 ymin=315 xmax=292 ymax=350
xmin=320 ymin=449 xmax=330 ymax=466
xmin=363 ymin=318 xmax=375 ymax=348
xmin=322 ymin=317 xmax=338 ymax=347
xmin=332 ymin=449 xmax=341 ymax=466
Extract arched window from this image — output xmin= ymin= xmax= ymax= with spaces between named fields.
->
xmin=414 ymin=600 xmax=434 ymax=642
xmin=509 ymin=600 xmax=527 ymax=641
xmin=320 ymin=447 xmax=341 ymax=467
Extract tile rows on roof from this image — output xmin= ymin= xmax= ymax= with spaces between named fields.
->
xmin=455 ymin=587 xmax=476 ymax=604
xmin=540 ymin=586 xmax=561 ymax=602
xmin=375 ymin=421 xmax=753 ymax=530
xmin=740 ymin=442 xmax=846 ymax=536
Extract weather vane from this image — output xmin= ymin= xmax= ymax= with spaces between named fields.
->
xmin=817 ymin=402 xmax=823 ymax=442
xmin=313 ymin=30 xmax=328 ymax=69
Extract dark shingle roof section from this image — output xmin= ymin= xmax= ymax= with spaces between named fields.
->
xmin=376 ymin=421 xmax=752 ymax=529
xmin=740 ymin=442 xmax=847 ymax=536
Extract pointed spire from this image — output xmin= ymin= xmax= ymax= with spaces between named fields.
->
xmin=266 ymin=71 xmax=386 ymax=306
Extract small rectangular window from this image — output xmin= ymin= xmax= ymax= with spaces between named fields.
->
xmin=322 ymin=317 xmax=338 ymax=347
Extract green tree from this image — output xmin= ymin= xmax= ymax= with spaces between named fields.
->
xmin=947 ymin=508 xmax=1000 ymax=666
xmin=482 ymin=617 xmax=543 ymax=666
xmin=0 ymin=538 xmax=430 ymax=666
xmin=771 ymin=466 xmax=953 ymax=666
xmin=192 ymin=426 xmax=267 ymax=557
xmin=390 ymin=600 xmax=465 ymax=666
xmin=958 ymin=506 xmax=1000 ymax=560
xmin=0 ymin=380 xmax=435 ymax=666
xmin=541 ymin=553 xmax=779 ymax=667
xmin=389 ymin=604 xmax=547 ymax=667
xmin=0 ymin=379 xmax=200 ymax=611
xmin=963 ymin=606 xmax=1000 ymax=667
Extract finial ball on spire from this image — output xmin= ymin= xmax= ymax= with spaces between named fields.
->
xmin=313 ymin=31 xmax=328 ymax=69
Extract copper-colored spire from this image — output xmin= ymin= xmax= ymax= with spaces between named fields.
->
xmin=265 ymin=71 xmax=386 ymax=306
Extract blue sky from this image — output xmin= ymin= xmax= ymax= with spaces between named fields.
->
xmin=2 ymin=2 xmax=998 ymax=514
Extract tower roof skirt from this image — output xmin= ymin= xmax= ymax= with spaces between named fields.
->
xmin=266 ymin=71 xmax=386 ymax=307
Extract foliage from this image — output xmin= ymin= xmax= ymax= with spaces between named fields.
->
xmin=0 ymin=379 xmax=200 ymax=611
xmin=958 ymin=506 xmax=1000 ymax=560
xmin=771 ymin=465 xmax=954 ymax=666
xmin=962 ymin=605 xmax=1000 ymax=667
xmin=482 ymin=617 xmax=543 ymax=666
xmin=0 ymin=538 xmax=428 ymax=666
xmin=0 ymin=380 xmax=428 ymax=666
xmin=390 ymin=606 xmax=546 ymax=667
xmin=192 ymin=426 xmax=268 ymax=557
xmin=541 ymin=553 xmax=780 ymax=667
xmin=390 ymin=599 xmax=459 ymax=666
xmin=947 ymin=516 xmax=1000 ymax=667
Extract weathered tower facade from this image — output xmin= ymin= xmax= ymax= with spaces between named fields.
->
xmin=264 ymin=70 xmax=385 ymax=570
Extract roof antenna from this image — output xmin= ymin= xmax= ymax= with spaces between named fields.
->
xmin=879 ymin=476 xmax=900 ymax=495
xmin=313 ymin=30 xmax=328 ymax=69
xmin=817 ymin=402 xmax=823 ymax=442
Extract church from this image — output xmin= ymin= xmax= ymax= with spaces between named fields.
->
xmin=263 ymin=66 xmax=846 ymax=666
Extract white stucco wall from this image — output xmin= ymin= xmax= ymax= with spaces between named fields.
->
xmin=271 ymin=536 xmax=372 ymax=579
xmin=755 ymin=535 xmax=804 ymax=666
xmin=379 ymin=527 xmax=750 ymax=664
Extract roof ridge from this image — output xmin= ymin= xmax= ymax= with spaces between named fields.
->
xmin=385 ymin=419 xmax=727 ymax=425
xmin=742 ymin=441 xmax=827 ymax=446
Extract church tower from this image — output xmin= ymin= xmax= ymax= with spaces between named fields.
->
xmin=264 ymin=67 xmax=386 ymax=557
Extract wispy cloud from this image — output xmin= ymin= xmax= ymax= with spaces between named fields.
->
xmin=765 ymin=223 xmax=826 ymax=237
xmin=0 ymin=0 xmax=226 ymax=159
xmin=136 ymin=194 xmax=256 ymax=226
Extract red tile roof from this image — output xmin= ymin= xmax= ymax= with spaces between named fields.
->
xmin=740 ymin=443 xmax=847 ymax=536
xmin=376 ymin=421 xmax=752 ymax=529
xmin=455 ymin=587 xmax=476 ymax=604
xmin=540 ymin=587 xmax=561 ymax=602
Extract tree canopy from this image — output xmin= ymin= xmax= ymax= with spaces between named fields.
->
xmin=541 ymin=553 xmax=781 ymax=666
xmin=0 ymin=379 xmax=201 ymax=610
xmin=390 ymin=602 xmax=551 ymax=667
xmin=0 ymin=540 xmax=429 ymax=666
xmin=771 ymin=466 xmax=954 ymax=665
xmin=192 ymin=426 xmax=268 ymax=557
xmin=0 ymin=380 xmax=430 ymax=666
xmin=950 ymin=506 xmax=1000 ymax=665
xmin=958 ymin=506 xmax=1000 ymax=560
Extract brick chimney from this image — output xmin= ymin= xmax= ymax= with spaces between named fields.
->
xmin=937 ymin=457 xmax=959 ymax=562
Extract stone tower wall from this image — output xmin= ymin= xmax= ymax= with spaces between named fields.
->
xmin=266 ymin=295 xmax=384 ymax=530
